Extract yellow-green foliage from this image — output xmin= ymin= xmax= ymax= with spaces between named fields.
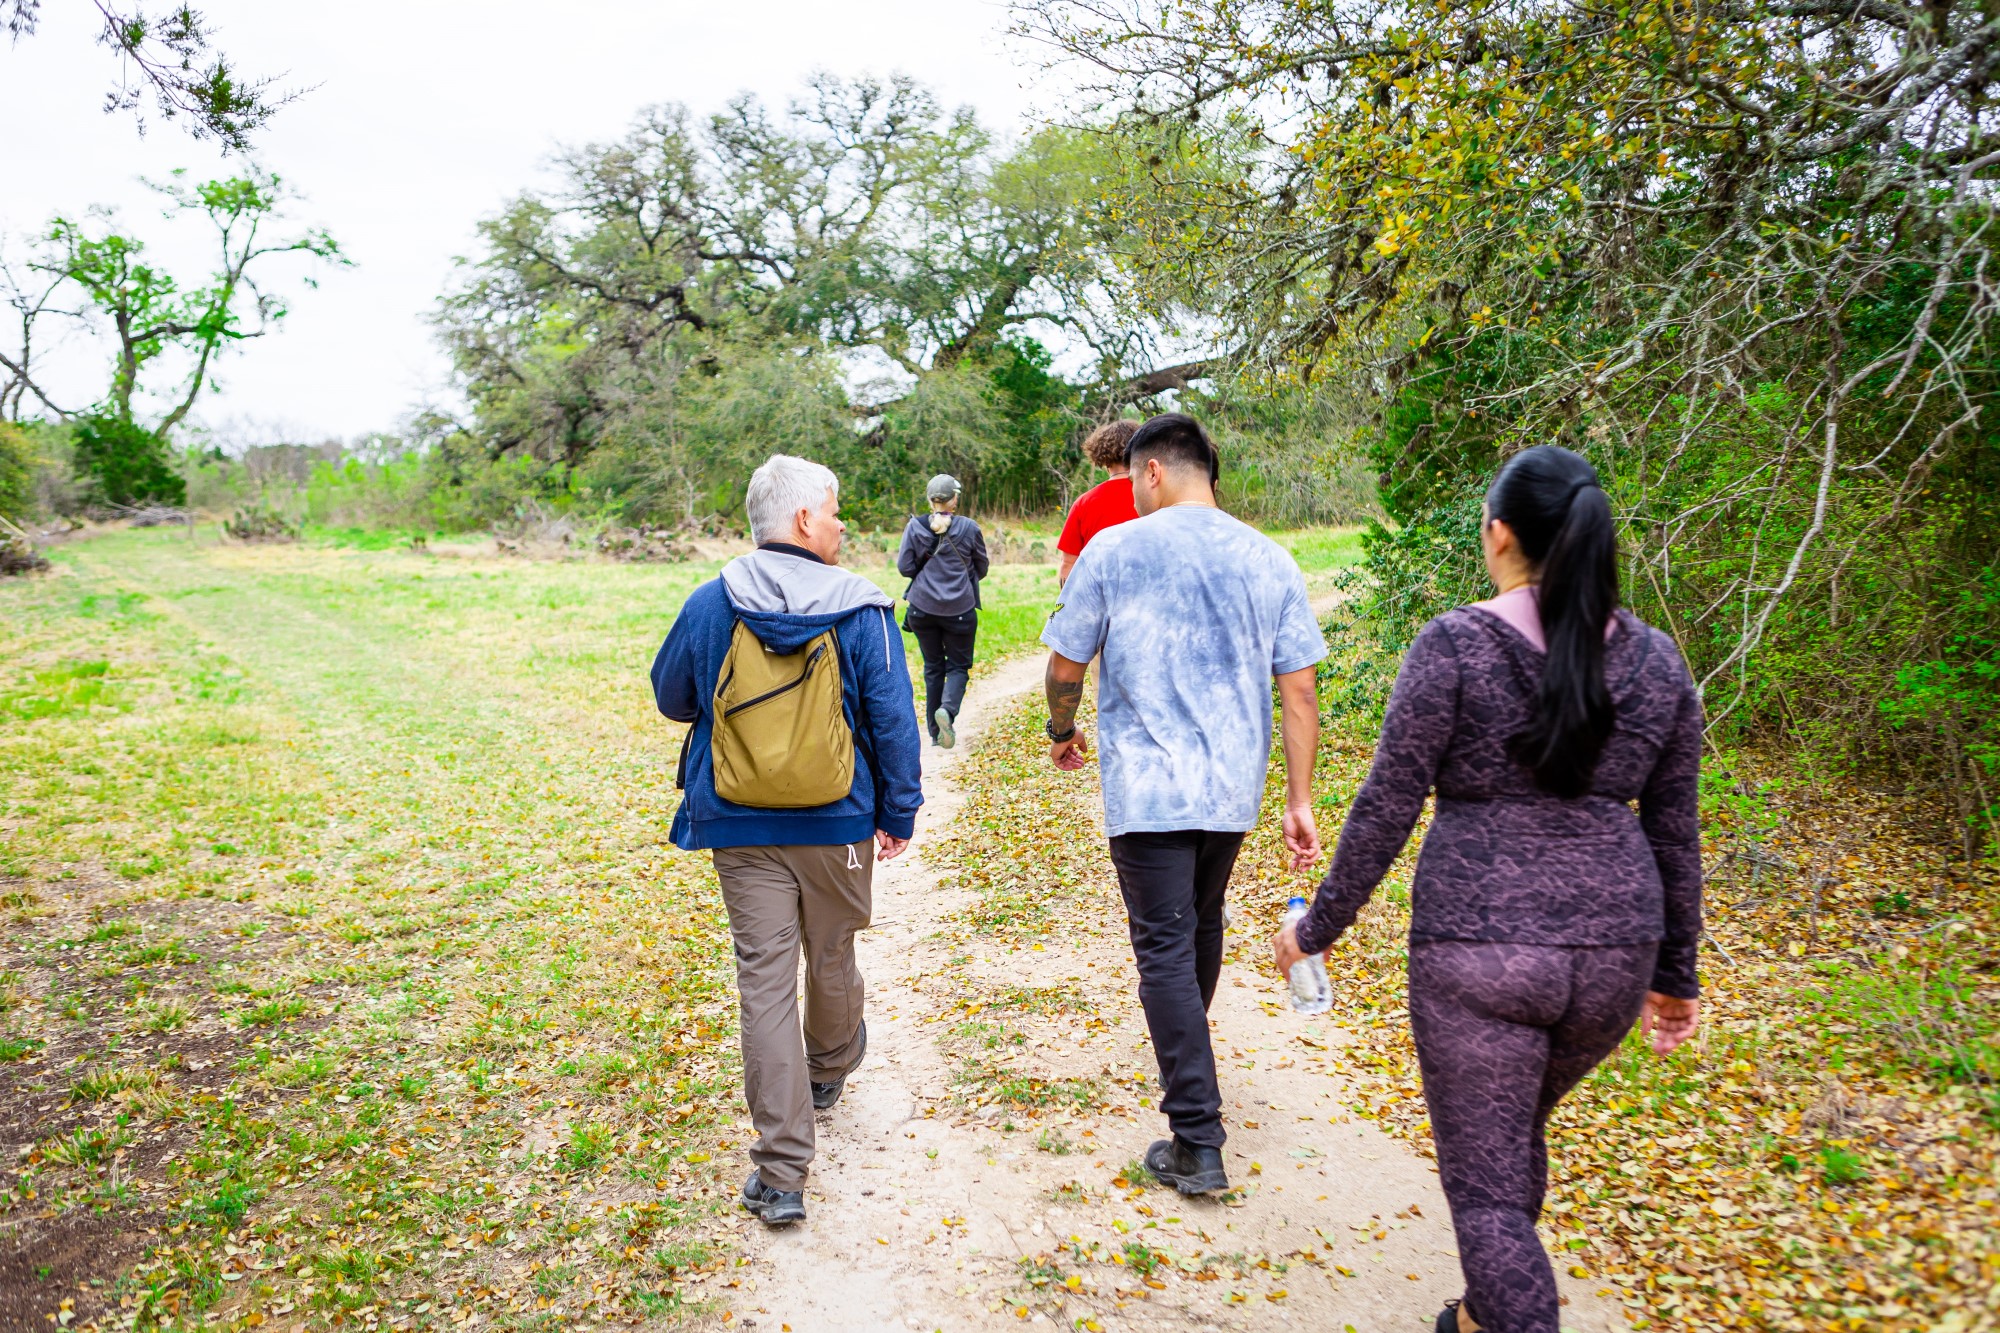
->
xmin=0 ymin=421 xmax=35 ymax=521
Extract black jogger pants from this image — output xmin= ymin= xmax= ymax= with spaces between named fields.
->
xmin=1106 ymin=829 xmax=1246 ymax=1149
xmin=904 ymin=606 xmax=977 ymax=738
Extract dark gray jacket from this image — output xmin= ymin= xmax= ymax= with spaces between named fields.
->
xmin=896 ymin=513 xmax=990 ymax=616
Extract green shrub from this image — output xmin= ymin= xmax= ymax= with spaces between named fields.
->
xmin=0 ymin=422 xmax=33 ymax=521
xmin=71 ymin=414 xmax=184 ymax=506
xmin=222 ymin=501 xmax=300 ymax=542
xmin=1818 ymin=1146 xmax=1869 ymax=1185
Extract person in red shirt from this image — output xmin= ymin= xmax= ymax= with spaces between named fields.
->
xmin=1057 ymin=419 xmax=1141 ymax=585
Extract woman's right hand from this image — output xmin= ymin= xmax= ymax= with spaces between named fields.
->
xmin=1271 ymin=920 xmax=1309 ymax=979
xmin=1640 ymin=992 xmax=1699 ymax=1056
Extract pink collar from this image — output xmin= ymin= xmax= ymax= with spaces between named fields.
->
xmin=1471 ymin=585 xmax=1617 ymax=653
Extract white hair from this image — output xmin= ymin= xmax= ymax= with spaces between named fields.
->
xmin=745 ymin=454 xmax=839 ymax=545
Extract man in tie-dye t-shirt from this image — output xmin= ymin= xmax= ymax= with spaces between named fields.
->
xmin=1039 ymin=413 xmax=1327 ymax=1197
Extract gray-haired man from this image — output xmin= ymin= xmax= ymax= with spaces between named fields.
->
xmin=651 ymin=455 xmax=924 ymax=1225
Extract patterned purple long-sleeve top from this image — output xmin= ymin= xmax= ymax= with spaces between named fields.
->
xmin=1295 ymin=606 xmax=1705 ymax=998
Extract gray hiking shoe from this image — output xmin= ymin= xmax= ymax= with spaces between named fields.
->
xmin=740 ymin=1170 xmax=805 ymax=1225
xmin=933 ymin=708 xmax=956 ymax=749
xmin=811 ymin=1019 xmax=867 ymax=1110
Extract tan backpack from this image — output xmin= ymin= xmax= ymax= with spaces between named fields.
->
xmin=710 ymin=621 xmax=854 ymax=808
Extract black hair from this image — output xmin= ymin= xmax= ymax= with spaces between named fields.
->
xmin=1486 ymin=445 xmax=1620 ymax=798
xmin=1125 ymin=412 xmax=1220 ymax=486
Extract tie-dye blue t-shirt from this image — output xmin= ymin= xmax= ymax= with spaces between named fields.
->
xmin=1042 ymin=504 xmax=1327 ymax=837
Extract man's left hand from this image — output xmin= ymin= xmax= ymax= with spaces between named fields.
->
xmin=876 ymin=831 xmax=909 ymax=861
xmin=1282 ymin=802 xmax=1321 ymax=871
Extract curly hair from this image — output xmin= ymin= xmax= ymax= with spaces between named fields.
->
xmin=1081 ymin=419 xmax=1139 ymax=470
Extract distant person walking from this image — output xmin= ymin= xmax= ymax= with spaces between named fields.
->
xmin=1056 ymin=419 xmax=1140 ymax=586
xmin=897 ymin=474 xmax=989 ymax=749
xmin=1273 ymin=445 xmax=1703 ymax=1333
xmin=1040 ymin=413 xmax=1326 ymax=1195
xmin=651 ymin=454 xmax=923 ymax=1227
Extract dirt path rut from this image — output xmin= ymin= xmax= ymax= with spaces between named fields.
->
xmin=715 ymin=655 xmax=1625 ymax=1333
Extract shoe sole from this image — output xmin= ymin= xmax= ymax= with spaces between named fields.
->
xmin=1146 ymin=1158 xmax=1230 ymax=1195
xmin=934 ymin=709 xmax=955 ymax=749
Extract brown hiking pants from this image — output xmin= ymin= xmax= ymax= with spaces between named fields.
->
xmin=712 ymin=841 xmax=873 ymax=1191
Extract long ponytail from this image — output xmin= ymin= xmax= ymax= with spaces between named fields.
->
xmin=1487 ymin=446 xmax=1620 ymax=797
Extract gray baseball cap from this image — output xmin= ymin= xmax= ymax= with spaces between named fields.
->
xmin=926 ymin=474 xmax=962 ymax=503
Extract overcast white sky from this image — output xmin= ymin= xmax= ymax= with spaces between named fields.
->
xmin=1 ymin=1 xmax=1048 ymax=446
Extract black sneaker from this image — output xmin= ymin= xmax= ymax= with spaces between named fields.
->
xmin=811 ymin=1019 xmax=867 ymax=1110
xmin=740 ymin=1170 xmax=805 ymax=1225
xmin=1143 ymin=1137 xmax=1228 ymax=1195
xmin=1436 ymin=1297 xmax=1478 ymax=1333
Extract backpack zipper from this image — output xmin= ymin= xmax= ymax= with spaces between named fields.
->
xmin=722 ymin=643 xmax=827 ymax=718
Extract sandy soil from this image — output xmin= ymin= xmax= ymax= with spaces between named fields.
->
xmin=711 ymin=654 xmax=1627 ymax=1333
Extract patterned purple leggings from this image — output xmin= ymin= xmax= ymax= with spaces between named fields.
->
xmin=1410 ymin=941 xmax=1656 ymax=1333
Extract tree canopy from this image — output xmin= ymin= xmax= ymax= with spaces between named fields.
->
xmin=1024 ymin=0 xmax=2000 ymax=845
xmin=1 ymin=167 xmax=343 ymax=503
xmin=435 ymin=75 xmax=1182 ymax=519
xmin=2 ymin=1 xmax=286 ymax=149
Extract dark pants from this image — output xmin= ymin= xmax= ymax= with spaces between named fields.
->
xmin=1106 ymin=829 xmax=1246 ymax=1149
xmin=1410 ymin=941 xmax=1655 ymax=1333
xmin=904 ymin=607 xmax=977 ymax=738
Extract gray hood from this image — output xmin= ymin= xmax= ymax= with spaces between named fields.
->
xmin=721 ymin=548 xmax=894 ymax=616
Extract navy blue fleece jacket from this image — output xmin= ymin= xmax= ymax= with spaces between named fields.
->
xmin=651 ymin=547 xmax=924 ymax=850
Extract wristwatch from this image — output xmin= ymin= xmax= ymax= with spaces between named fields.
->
xmin=1045 ymin=718 xmax=1077 ymax=743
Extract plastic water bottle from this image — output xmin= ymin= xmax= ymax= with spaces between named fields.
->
xmin=1282 ymin=896 xmax=1332 ymax=1015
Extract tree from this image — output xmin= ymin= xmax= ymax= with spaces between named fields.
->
xmin=0 ymin=420 xmax=33 ymax=519
xmin=3 ymin=166 xmax=345 ymax=504
xmin=1025 ymin=0 xmax=2000 ymax=838
xmin=436 ymin=76 xmax=1158 ymax=518
xmin=57 ymin=170 xmax=343 ymax=433
xmin=2 ymin=1 xmax=287 ymax=150
xmin=0 ymin=238 xmax=75 ymax=422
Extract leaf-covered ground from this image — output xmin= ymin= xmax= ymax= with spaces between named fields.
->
xmin=6 ymin=525 xmax=1989 ymax=1333
xmin=1296 ymin=736 xmax=1999 ymax=1333
xmin=934 ymin=665 xmax=1999 ymax=1333
xmin=0 ymin=529 xmax=1063 ymax=1332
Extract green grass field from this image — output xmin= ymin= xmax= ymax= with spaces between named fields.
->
xmin=1267 ymin=525 xmax=1368 ymax=575
xmin=0 ymin=522 xmax=1370 ymax=1326
xmin=0 ymin=525 xmax=1358 ymax=1327
xmin=5 ymin=522 xmax=1992 ymax=1331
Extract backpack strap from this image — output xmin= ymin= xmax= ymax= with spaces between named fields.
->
xmin=679 ymin=604 xmax=740 ymax=791
xmin=675 ymin=725 xmax=694 ymax=790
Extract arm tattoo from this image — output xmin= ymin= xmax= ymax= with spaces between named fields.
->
xmin=1046 ymin=662 xmax=1085 ymax=733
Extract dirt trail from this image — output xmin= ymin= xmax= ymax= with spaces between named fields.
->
xmin=717 ymin=655 xmax=1625 ymax=1333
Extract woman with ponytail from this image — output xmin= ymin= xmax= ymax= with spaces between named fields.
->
xmin=1273 ymin=445 xmax=1703 ymax=1333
